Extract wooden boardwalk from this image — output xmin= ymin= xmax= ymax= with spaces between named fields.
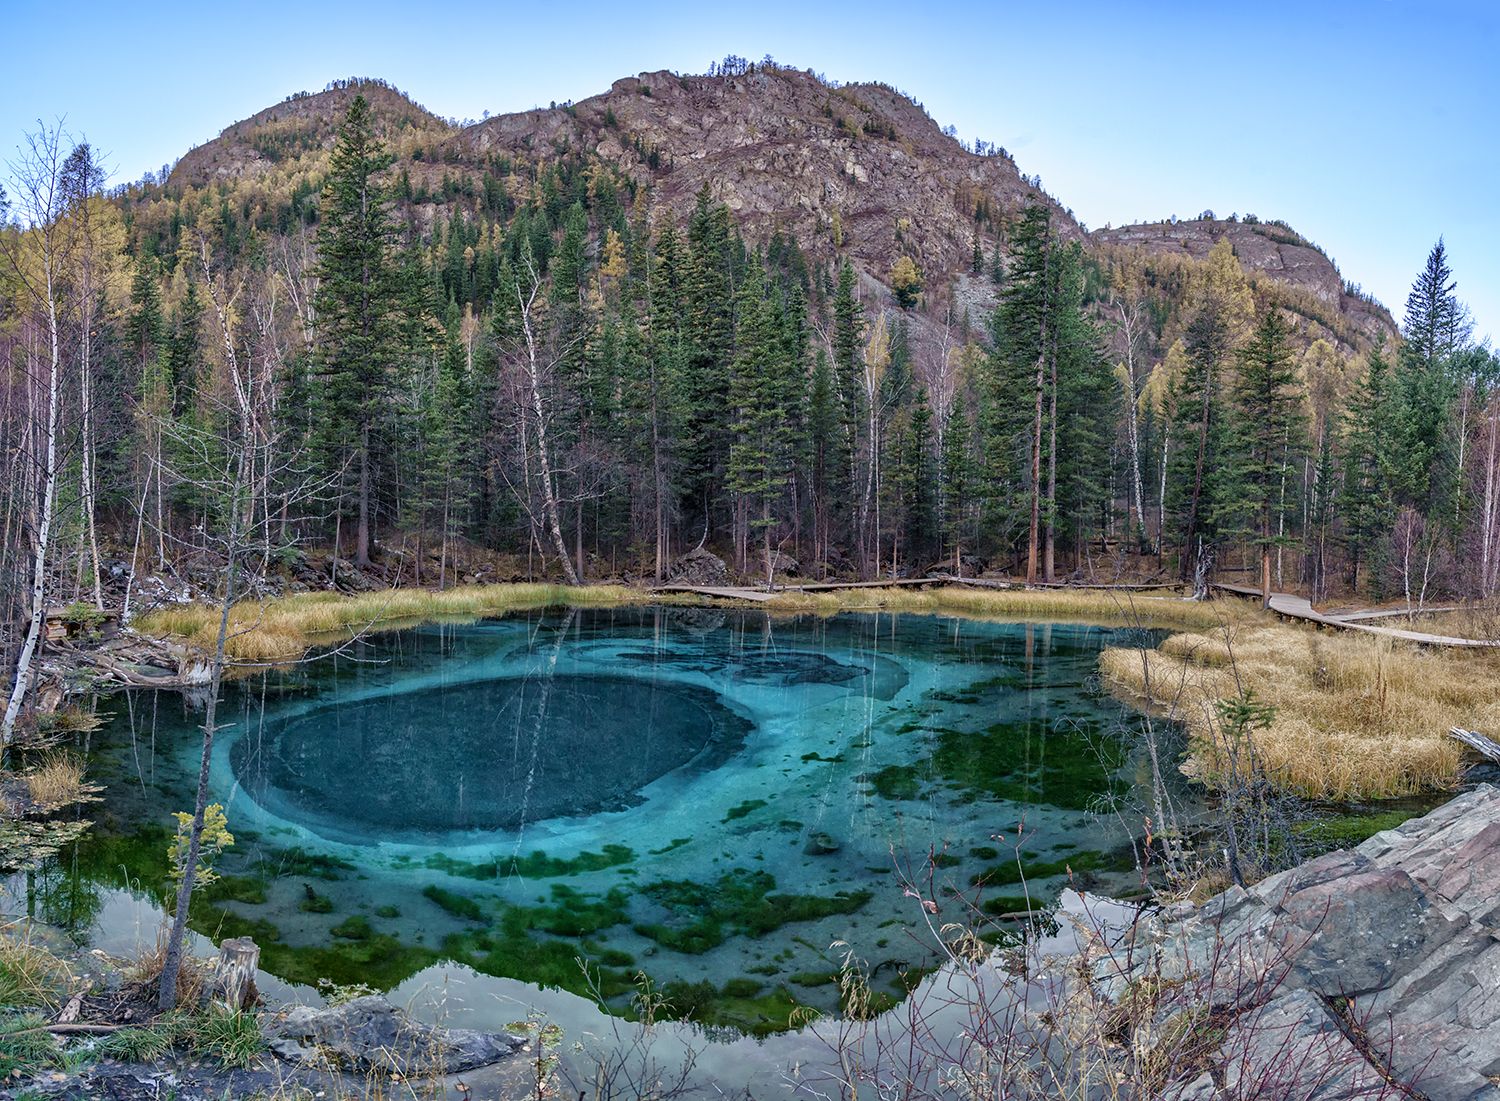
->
xmin=1212 ymin=583 xmax=1497 ymax=649
xmin=653 ymin=577 xmax=1494 ymax=648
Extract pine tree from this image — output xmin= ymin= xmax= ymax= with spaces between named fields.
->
xmin=1167 ymin=288 xmax=1236 ymax=582
xmin=310 ymin=94 xmax=401 ymax=566
xmin=831 ymin=260 xmax=866 ymax=566
xmin=1390 ymin=241 xmax=1467 ymax=519
xmin=680 ymin=187 xmax=736 ymax=535
xmin=941 ymin=395 xmax=976 ymax=573
xmin=1341 ymin=341 xmax=1396 ymax=593
xmin=1230 ymin=305 xmax=1306 ymax=604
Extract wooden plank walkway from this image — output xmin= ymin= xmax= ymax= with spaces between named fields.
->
xmin=1212 ymin=584 xmax=1497 ymax=648
xmin=1333 ymin=604 xmax=1461 ymax=623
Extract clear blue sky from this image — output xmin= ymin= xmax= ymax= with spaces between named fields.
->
xmin=4 ymin=0 xmax=1496 ymax=342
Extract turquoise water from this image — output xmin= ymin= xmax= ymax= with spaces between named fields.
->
xmin=24 ymin=607 xmax=1175 ymax=1033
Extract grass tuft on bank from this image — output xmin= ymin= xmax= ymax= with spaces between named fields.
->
xmin=136 ymin=583 xmax=657 ymax=662
xmin=1100 ymin=623 xmax=1493 ymax=800
xmin=137 ymin=581 xmax=1262 ymax=663
xmin=762 ymin=585 xmax=1266 ymax=630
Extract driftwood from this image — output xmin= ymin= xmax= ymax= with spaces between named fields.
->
xmin=1449 ymin=727 xmax=1500 ymax=764
xmin=7 ymin=1022 xmax=127 ymax=1037
xmin=209 ymin=936 xmax=260 ymax=1011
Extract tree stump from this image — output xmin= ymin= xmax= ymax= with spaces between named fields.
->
xmin=211 ymin=937 xmax=260 ymax=1012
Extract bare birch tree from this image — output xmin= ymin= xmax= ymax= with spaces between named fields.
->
xmin=2 ymin=125 xmax=72 ymax=753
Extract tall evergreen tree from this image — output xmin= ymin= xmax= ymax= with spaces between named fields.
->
xmin=831 ymin=260 xmax=866 ymax=565
xmin=1167 ymin=289 xmax=1237 ymax=582
xmin=985 ymin=203 xmax=1053 ymax=579
xmin=941 ymin=395 xmax=976 ymax=573
xmin=1389 ymin=241 xmax=1468 ymax=519
xmin=1341 ymin=341 xmax=1397 ymax=592
xmin=727 ymin=260 xmax=799 ymax=578
xmin=1230 ymin=305 xmax=1306 ymax=604
xmin=310 ymin=94 xmax=400 ymax=566
xmin=680 ymin=187 xmax=736 ymax=536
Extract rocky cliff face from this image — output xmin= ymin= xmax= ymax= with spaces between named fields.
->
xmin=460 ymin=66 xmax=1071 ymax=289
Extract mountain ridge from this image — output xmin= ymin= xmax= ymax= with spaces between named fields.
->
xmin=160 ymin=67 xmax=1395 ymax=350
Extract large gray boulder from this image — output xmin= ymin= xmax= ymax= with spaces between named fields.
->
xmin=665 ymin=545 xmax=729 ymax=586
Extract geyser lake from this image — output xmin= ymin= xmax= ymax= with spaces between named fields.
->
xmin=32 ymin=607 xmax=1179 ymax=1034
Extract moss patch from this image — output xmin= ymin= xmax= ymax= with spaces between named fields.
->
xmin=421 ymin=884 xmax=486 ymax=921
xmin=423 ymin=844 xmax=635 ymax=880
xmin=634 ymin=869 xmax=871 ymax=954
xmin=723 ymin=799 xmax=768 ymax=822
xmin=971 ymin=849 xmax=1130 ymax=888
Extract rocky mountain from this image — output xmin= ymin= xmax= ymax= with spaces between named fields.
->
xmin=1095 ymin=216 xmax=1397 ymax=347
xmin=171 ymin=81 xmax=453 ymax=189
xmin=458 ymin=67 xmax=1073 ymax=288
xmin=162 ymin=66 xmax=1394 ymax=350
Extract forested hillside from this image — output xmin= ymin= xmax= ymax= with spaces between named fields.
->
xmin=2 ymin=58 xmax=1496 ymax=698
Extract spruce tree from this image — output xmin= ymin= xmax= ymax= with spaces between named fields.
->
xmin=726 ymin=260 xmax=799 ymax=580
xmin=1230 ymin=305 xmax=1305 ymax=604
xmin=310 ymin=94 xmax=400 ymax=567
xmin=984 ymin=203 xmax=1052 ymax=577
xmin=1390 ymin=241 xmax=1467 ymax=519
xmin=806 ymin=349 xmax=841 ymax=576
xmin=941 ymin=395 xmax=975 ymax=573
xmin=125 ymin=256 xmax=165 ymax=379
xmin=1341 ymin=341 xmax=1397 ymax=592
xmin=831 ymin=260 xmax=865 ymax=563
xmin=1167 ymin=289 xmax=1236 ymax=582
xmin=907 ymin=388 xmax=936 ymax=564
xmin=680 ymin=187 xmax=736 ymax=535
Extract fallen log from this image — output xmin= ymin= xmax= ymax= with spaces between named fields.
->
xmin=1449 ymin=727 xmax=1500 ymax=764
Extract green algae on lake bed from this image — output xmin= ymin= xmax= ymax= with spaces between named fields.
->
xmin=16 ymin=607 xmax=1194 ymax=1034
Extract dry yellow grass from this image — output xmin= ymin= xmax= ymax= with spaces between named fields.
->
xmin=763 ymin=585 xmax=1265 ymax=631
xmin=1400 ymin=605 xmax=1500 ymax=642
xmin=0 ymin=926 xmax=73 ymax=1009
xmin=137 ymin=581 xmax=1265 ymax=664
xmin=128 ymin=928 xmax=210 ymax=1008
xmin=136 ymin=583 xmax=660 ymax=663
xmin=23 ymin=753 xmax=87 ymax=811
xmin=1099 ymin=622 xmax=1492 ymax=800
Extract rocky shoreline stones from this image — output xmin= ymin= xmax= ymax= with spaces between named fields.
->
xmin=1068 ymin=783 xmax=1500 ymax=1100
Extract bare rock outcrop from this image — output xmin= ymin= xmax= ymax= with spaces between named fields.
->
xmin=665 ymin=545 xmax=730 ymax=586
xmin=1085 ymin=785 xmax=1500 ymax=1100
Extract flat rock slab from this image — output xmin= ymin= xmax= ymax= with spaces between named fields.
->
xmin=264 ymin=995 xmax=525 ymax=1075
xmin=1099 ymin=784 xmax=1500 ymax=1100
